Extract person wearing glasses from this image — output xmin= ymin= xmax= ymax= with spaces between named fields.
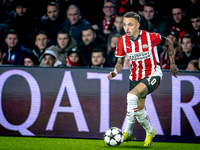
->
xmin=92 ymin=0 xmax=117 ymax=40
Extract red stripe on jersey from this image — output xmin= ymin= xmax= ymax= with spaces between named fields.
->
xmin=130 ymin=37 xmax=140 ymax=80
xmin=131 ymin=61 xmax=137 ymax=81
xmin=142 ymin=32 xmax=152 ymax=77
xmin=115 ymin=36 xmax=126 ymax=57
xmin=137 ymin=61 xmax=143 ymax=81
xmin=141 ymin=32 xmax=149 ymax=52
xmin=144 ymin=58 xmax=152 ymax=77
xmin=126 ymin=36 xmax=132 ymax=53
xmin=134 ymin=40 xmax=139 ymax=52
xmin=150 ymin=34 xmax=157 ymax=70
xmin=152 ymin=47 xmax=157 ymax=70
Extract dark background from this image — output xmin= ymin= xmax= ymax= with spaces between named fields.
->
xmin=1 ymin=0 xmax=188 ymax=25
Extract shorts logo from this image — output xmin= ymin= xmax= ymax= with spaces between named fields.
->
xmin=142 ymin=44 xmax=148 ymax=49
xmin=151 ymin=78 xmax=157 ymax=85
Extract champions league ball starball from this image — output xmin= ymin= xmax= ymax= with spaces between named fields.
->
xmin=104 ymin=127 xmax=124 ymax=146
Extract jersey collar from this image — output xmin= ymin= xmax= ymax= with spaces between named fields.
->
xmin=129 ymin=30 xmax=142 ymax=42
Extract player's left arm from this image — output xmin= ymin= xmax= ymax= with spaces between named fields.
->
xmin=160 ymin=37 xmax=179 ymax=78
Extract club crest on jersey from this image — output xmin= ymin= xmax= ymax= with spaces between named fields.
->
xmin=128 ymin=51 xmax=150 ymax=61
xmin=142 ymin=44 xmax=148 ymax=49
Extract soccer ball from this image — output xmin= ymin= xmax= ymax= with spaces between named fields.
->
xmin=104 ymin=127 xmax=124 ymax=146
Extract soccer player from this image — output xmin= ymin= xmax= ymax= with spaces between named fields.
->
xmin=107 ymin=12 xmax=179 ymax=146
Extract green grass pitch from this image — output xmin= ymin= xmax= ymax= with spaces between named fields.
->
xmin=0 ymin=136 xmax=199 ymax=150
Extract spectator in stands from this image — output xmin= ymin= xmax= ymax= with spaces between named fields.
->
xmin=3 ymin=29 xmax=30 ymax=65
xmin=106 ymin=33 xmax=121 ymax=67
xmin=50 ymin=29 xmax=76 ymax=65
xmin=63 ymin=5 xmax=90 ymax=44
xmin=24 ymin=53 xmax=40 ymax=66
xmin=90 ymin=48 xmax=106 ymax=68
xmin=177 ymin=33 xmax=200 ymax=70
xmin=6 ymin=0 xmax=40 ymax=49
xmin=32 ymin=31 xmax=50 ymax=62
xmin=168 ymin=4 xmax=190 ymax=39
xmin=186 ymin=59 xmax=199 ymax=71
xmin=41 ymin=2 xmax=65 ymax=45
xmin=139 ymin=1 xmax=168 ymax=36
xmin=0 ymin=6 xmax=9 ymax=46
xmin=188 ymin=10 xmax=200 ymax=45
xmin=0 ymin=45 xmax=4 ymax=65
xmin=40 ymin=50 xmax=62 ymax=67
xmin=160 ymin=28 xmax=181 ymax=69
xmin=92 ymin=0 xmax=117 ymax=39
xmin=199 ymin=57 xmax=200 ymax=69
xmin=110 ymin=14 xmax=125 ymax=35
xmin=118 ymin=0 xmax=140 ymax=14
xmin=66 ymin=48 xmax=83 ymax=67
xmin=185 ymin=0 xmax=200 ymax=12
xmin=77 ymin=26 xmax=107 ymax=66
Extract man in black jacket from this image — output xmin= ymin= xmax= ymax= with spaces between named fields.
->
xmin=63 ymin=5 xmax=90 ymax=45
xmin=3 ymin=30 xmax=30 ymax=65
xmin=168 ymin=4 xmax=191 ymax=40
xmin=6 ymin=0 xmax=40 ymax=49
xmin=41 ymin=2 xmax=65 ymax=45
xmin=177 ymin=33 xmax=200 ymax=70
xmin=77 ymin=26 xmax=107 ymax=66
xmin=188 ymin=9 xmax=200 ymax=45
xmin=139 ymin=1 xmax=168 ymax=36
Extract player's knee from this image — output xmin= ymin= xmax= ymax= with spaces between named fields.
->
xmin=137 ymin=100 xmax=145 ymax=110
xmin=138 ymin=105 xmax=145 ymax=111
xmin=129 ymin=87 xmax=147 ymax=99
xmin=128 ymin=90 xmax=140 ymax=98
xmin=127 ymin=93 xmax=138 ymax=110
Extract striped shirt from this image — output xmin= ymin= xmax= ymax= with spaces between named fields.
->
xmin=115 ymin=30 xmax=163 ymax=81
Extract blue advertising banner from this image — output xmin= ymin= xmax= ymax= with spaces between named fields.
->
xmin=0 ymin=66 xmax=200 ymax=143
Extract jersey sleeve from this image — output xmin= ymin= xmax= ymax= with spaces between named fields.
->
xmin=150 ymin=32 xmax=162 ymax=47
xmin=158 ymin=36 xmax=166 ymax=46
xmin=115 ymin=36 xmax=126 ymax=57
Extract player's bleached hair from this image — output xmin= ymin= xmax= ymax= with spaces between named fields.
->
xmin=123 ymin=11 xmax=141 ymax=22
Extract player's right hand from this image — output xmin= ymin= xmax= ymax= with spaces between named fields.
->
xmin=107 ymin=72 xmax=117 ymax=81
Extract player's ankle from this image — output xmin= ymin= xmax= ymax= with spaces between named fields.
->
xmin=146 ymin=127 xmax=153 ymax=135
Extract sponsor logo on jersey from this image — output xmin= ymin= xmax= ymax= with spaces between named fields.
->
xmin=127 ymin=51 xmax=150 ymax=61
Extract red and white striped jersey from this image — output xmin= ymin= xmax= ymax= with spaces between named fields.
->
xmin=115 ymin=30 xmax=163 ymax=81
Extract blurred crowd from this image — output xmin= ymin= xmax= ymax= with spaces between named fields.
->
xmin=0 ymin=0 xmax=200 ymax=71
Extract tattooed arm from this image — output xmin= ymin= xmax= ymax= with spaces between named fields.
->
xmin=107 ymin=57 xmax=125 ymax=80
xmin=163 ymin=37 xmax=179 ymax=78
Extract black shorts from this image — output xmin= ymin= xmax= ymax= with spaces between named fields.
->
xmin=129 ymin=76 xmax=161 ymax=98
